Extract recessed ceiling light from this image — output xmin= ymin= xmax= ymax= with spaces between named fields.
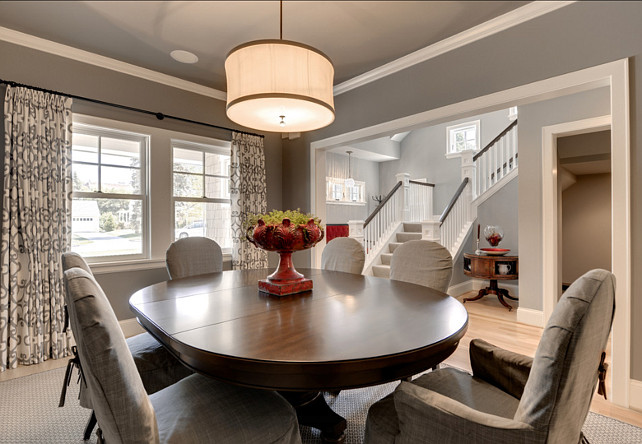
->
xmin=170 ymin=50 xmax=198 ymax=64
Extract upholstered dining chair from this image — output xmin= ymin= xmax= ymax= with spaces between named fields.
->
xmin=63 ymin=267 xmax=302 ymax=444
xmin=61 ymin=252 xmax=192 ymax=440
xmin=321 ymin=237 xmax=365 ymax=274
xmin=364 ymin=268 xmax=615 ymax=444
xmin=389 ymin=240 xmax=453 ymax=293
xmin=165 ymin=236 xmax=223 ymax=279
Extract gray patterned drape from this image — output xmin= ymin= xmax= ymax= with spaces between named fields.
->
xmin=230 ymin=132 xmax=268 ymax=269
xmin=0 ymin=86 xmax=73 ymax=371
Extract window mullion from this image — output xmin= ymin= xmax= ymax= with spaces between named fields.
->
xmin=97 ymin=136 xmax=102 ymax=192
xmin=202 ymin=151 xmax=206 ymax=199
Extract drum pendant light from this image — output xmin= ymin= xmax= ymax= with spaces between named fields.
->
xmin=225 ymin=1 xmax=335 ymax=133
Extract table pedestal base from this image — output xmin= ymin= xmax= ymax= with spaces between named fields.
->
xmin=280 ymin=391 xmax=347 ymax=443
xmin=463 ymin=279 xmax=518 ymax=311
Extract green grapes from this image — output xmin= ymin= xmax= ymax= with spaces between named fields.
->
xmin=244 ymin=209 xmax=323 ymax=230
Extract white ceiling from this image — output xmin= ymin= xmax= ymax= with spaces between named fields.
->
xmin=0 ymin=1 xmax=528 ymax=92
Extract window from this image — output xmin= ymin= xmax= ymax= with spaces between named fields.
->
xmin=446 ymin=120 xmax=480 ymax=157
xmin=71 ymin=124 xmax=148 ymax=260
xmin=325 ymin=177 xmax=366 ymax=204
xmin=172 ymin=140 xmax=232 ymax=251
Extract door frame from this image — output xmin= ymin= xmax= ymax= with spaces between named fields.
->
xmin=310 ymin=58 xmax=630 ymax=406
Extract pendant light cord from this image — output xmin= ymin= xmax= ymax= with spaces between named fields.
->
xmin=280 ymin=0 xmax=283 ymax=40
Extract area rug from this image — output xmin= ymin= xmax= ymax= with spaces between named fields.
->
xmin=1 ymin=366 xmax=641 ymax=443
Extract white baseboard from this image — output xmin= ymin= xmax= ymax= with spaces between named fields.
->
xmin=119 ymin=318 xmax=145 ymax=338
xmin=448 ymin=280 xmax=474 ymax=297
xmin=516 ymin=307 xmax=544 ymax=327
xmin=629 ymin=379 xmax=642 ymax=411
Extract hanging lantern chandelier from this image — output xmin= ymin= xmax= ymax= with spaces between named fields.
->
xmin=225 ymin=1 xmax=335 ymax=133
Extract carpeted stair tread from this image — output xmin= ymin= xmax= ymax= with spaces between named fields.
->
xmin=402 ymin=223 xmax=423 ymax=233
xmin=396 ymin=232 xmax=422 ymax=242
xmin=372 ymin=265 xmax=391 ymax=278
xmin=380 ymin=253 xmax=393 ymax=265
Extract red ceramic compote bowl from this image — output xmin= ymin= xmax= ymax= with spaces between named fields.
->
xmin=246 ymin=217 xmax=324 ymax=295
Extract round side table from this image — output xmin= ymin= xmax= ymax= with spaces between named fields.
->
xmin=463 ymin=253 xmax=519 ymax=311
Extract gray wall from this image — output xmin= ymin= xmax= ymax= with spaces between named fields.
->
xmin=0 ymin=39 xmax=283 ymax=320
xmin=450 ymin=176 xmax=519 ymax=287
xmin=380 ymin=109 xmax=512 ymax=213
xmin=517 ymin=87 xmax=610 ymax=311
xmin=562 ymin=173 xmax=611 ymax=284
xmin=284 ymin=2 xmax=642 ymax=378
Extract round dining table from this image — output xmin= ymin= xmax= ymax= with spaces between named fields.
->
xmin=129 ymin=268 xmax=468 ymax=443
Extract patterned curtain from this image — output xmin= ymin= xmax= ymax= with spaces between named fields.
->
xmin=0 ymin=86 xmax=73 ymax=371
xmin=230 ymin=132 xmax=268 ymax=269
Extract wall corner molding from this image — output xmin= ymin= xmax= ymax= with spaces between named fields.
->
xmin=0 ymin=26 xmax=227 ymax=101
xmin=333 ymin=1 xmax=575 ymax=96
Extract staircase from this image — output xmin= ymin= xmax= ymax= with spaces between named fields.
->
xmin=372 ymin=223 xmax=422 ymax=278
xmin=349 ymin=120 xmax=519 ymax=277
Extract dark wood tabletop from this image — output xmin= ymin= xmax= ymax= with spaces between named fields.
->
xmin=129 ymin=268 xmax=468 ymax=392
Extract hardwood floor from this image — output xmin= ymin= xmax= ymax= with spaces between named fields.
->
xmin=447 ymin=291 xmax=642 ymax=428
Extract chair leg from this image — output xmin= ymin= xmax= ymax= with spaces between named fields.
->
xmin=96 ymin=427 xmax=105 ymax=444
xmin=83 ymin=411 xmax=97 ymax=441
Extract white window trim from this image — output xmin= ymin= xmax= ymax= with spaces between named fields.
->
xmin=325 ymin=177 xmax=366 ymax=204
xmin=71 ymin=122 xmax=150 ymax=263
xmin=171 ymin=138 xmax=233 ymax=254
xmin=445 ymin=120 xmax=480 ymax=159
xmin=73 ymin=114 xmax=234 ymax=270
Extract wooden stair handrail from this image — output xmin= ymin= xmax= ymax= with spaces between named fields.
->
xmin=473 ymin=120 xmax=518 ymax=162
xmin=439 ymin=177 xmax=469 ymax=225
xmin=409 ymin=180 xmax=435 ymax=187
xmin=364 ymin=181 xmax=402 ymax=228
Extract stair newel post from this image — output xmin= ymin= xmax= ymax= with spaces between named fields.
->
xmin=460 ymin=151 xmax=475 ymax=199
xmin=422 ymin=220 xmax=441 ymax=242
xmin=348 ymin=220 xmax=365 ymax=247
xmin=395 ymin=173 xmax=410 ymax=222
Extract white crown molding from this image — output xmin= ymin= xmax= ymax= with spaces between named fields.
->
xmin=333 ymin=1 xmax=576 ymax=96
xmin=0 ymin=26 xmax=227 ymax=101
xmin=0 ymin=2 xmax=573 ymax=101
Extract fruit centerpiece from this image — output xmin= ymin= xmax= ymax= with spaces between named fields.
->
xmin=245 ymin=209 xmax=324 ymax=296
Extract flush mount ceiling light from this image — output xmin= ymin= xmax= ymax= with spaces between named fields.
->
xmin=170 ymin=49 xmax=199 ymax=64
xmin=225 ymin=1 xmax=335 ymax=133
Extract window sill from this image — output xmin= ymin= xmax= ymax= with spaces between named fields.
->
xmin=89 ymin=253 xmax=233 ymax=274
xmin=326 ymin=201 xmax=366 ymax=206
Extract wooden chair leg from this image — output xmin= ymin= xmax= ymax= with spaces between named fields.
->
xmin=83 ymin=411 xmax=97 ymax=441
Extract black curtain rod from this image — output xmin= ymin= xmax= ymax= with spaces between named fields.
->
xmin=0 ymin=78 xmax=265 ymax=139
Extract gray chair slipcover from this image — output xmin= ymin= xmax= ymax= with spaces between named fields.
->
xmin=364 ymin=269 xmax=616 ymax=444
xmin=64 ymin=267 xmax=302 ymax=444
xmin=61 ymin=252 xmax=192 ymax=410
xmin=321 ymin=237 xmax=365 ymax=274
xmin=165 ymin=236 xmax=223 ymax=279
xmin=389 ymin=240 xmax=453 ymax=293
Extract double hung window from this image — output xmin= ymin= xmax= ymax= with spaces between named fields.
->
xmin=446 ymin=120 xmax=480 ymax=157
xmin=172 ymin=140 xmax=232 ymax=251
xmin=71 ymin=124 xmax=148 ymax=260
